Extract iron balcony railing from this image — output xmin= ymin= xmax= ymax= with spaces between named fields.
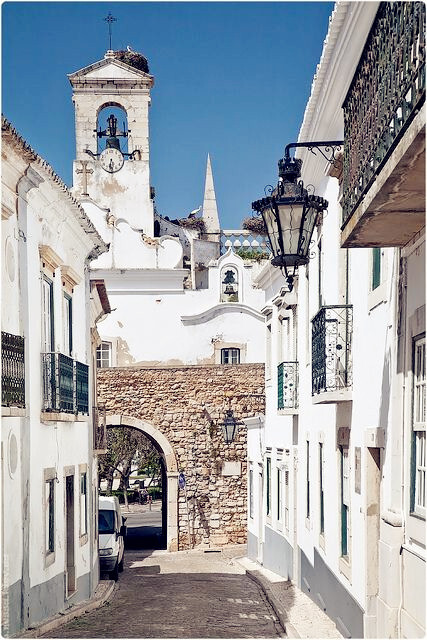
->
xmin=312 ymin=306 xmax=353 ymax=396
xmin=2 ymin=331 xmax=25 ymax=408
xmin=342 ymin=2 xmax=425 ymax=226
xmin=93 ymin=405 xmax=107 ymax=452
xmin=42 ymin=353 xmax=89 ymax=414
xmin=278 ymin=362 xmax=299 ymax=410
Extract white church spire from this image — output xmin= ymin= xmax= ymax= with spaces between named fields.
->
xmin=202 ymin=154 xmax=220 ymax=235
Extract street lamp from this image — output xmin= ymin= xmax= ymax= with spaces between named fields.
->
xmin=251 ymin=141 xmax=342 ymax=291
xmin=220 ymin=409 xmax=244 ymax=445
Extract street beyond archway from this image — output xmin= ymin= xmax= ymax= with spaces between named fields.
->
xmin=43 ymin=547 xmax=285 ymax=638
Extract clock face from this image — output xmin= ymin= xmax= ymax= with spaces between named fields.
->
xmin=99 ymin=148 xmax=124 ymax=173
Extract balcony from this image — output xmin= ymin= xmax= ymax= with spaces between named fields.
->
xmin=2 ymin=331 xmax=25 ymax=409
xmin=312 ymin=306 xmax=353 ymax=403
xmin=277 ymin=362 xmax=298 ymax=412
xmin=93 ymin=405 xmax=107 ymax=454
xmin=42 ymin=353 xmax=89 ymax=416
xmin=341 ymin=2 xmax=425 ymax=248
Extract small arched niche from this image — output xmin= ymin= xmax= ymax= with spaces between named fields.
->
xmin=220 ymin=265 xmax=239 ymax=302
xmin=97 ymin=104 xmax=129 ymax=155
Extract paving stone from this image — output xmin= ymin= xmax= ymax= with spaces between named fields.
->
xmin=41 ymin=548 xmax=285 ymax=638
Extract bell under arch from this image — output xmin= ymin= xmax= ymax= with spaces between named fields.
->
xmin=105 ymin=414 xmax=179 ymax=551
xmin=96 ymin=104 xmax=129 ymax=155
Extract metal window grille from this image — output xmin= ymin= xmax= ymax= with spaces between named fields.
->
xmin=1 ymin=331 xmax=25 ymax=407
xmin=312 ymin=305 xmax=353 ymax=395
xmin=75 ymin=360 xmax=89 ymax=414
xmin=42 ymin=353 xmax=89 ymax=414
xmin=277 ymin=362 xmax=298 ymax=409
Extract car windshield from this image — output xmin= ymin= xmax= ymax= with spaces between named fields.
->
xmin=99 ymin=509 xmax=115 ymax=534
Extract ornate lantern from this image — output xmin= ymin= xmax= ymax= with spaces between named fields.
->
xmin=251 ymin=142 xmax=342 ymax=291
xmin=220 ymin=409 xmax=243 ymax=444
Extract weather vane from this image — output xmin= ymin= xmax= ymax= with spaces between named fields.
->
xmin=104 ymin=12 xmax=117 ymax=50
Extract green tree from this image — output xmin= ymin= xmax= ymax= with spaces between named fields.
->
xmin=98 ymin=427 xmax=161 ymax=508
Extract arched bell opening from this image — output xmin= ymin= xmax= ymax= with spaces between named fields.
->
xmin=96 ymin=104 xmax=129 ymax=156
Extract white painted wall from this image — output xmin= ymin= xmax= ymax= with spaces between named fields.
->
xmin=2 ymin=124 xmax=107 ymax=633
xmin=95 ymin=250 xmax=266 ymax=365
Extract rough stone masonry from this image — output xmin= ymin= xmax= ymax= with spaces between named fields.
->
xmin=97 ymin=364 xmax=265 ymax=549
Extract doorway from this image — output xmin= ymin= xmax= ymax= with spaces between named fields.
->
xmin=65 ymin=474 xmax=76 ymax=595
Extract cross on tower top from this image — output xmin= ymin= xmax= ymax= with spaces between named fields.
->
xmin=104 ymin=12 xmax=117 ymax=51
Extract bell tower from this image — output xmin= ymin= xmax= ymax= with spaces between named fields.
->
xmin=68 ymin=50 xmax=155 ymax=235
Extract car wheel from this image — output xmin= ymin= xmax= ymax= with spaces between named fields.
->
xmin=110 ymin=562 xmax=119 ymax=582
xmin=118 ymin=554 xmax=124 ymax=572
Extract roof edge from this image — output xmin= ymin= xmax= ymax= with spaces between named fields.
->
xmin=2 ymin=116 xmax=109 ymax=259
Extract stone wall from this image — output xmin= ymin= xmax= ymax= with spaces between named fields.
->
xmin=97 ymin=364 xmax=265 ymax=549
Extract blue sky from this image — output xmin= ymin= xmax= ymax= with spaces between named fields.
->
xmin=2 ymin=1 xmax=334 ymax=229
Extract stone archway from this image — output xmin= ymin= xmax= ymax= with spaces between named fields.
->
xmin=106 ymin=414 xmax=179 ymax=552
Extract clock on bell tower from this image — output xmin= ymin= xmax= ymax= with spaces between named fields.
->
xmin=68 ymin=49 xmax=155 ymax=236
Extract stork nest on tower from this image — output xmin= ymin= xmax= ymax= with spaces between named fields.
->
xmin=113 ymin=50 xmax=150 ymax=73
xmin=178 ymin=218 xmax=206 ymax=232
xmin=242 ymin=215 xmax=267 ymax=235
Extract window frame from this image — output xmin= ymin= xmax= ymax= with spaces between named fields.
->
xmin=276 ymin=466 xmax=282 ymax=523
xmin=371 ymin=247 xmax=382 ymax=291
xmin=63 ymin=292 xmax=73 ymax=356
xmin=44 ymin=467 xmax=57 ymax=567
xmin=411 ymin=335 xmax=426 ymax=518
xmin=340 ymin=445 xmax=350 ymax=558
xmin=284 ymin=468 xmax=290 ymax=534
xmin=42 ymin=275 xmax=54 ymax=352
xmin=80 ymin=471 xmax=88 ymax=538
xmin=220 ymin=348 xmax=240 ymax=365
xmin=319 ymin=442 xmax=325 ymax=535
xmin=249 ymin=467 xmax=254 ymax=519
xmin=96 ymin=341 xmax=112 ymax=368
xmin=266 ymin=457 xmax=271 ymax=518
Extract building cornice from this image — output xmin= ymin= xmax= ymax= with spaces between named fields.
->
xmin=181 ymin=303 xmax=264 ymax=326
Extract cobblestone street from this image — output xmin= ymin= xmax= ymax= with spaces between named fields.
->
xmin=42 ymin=547 xmax=285 ymax=638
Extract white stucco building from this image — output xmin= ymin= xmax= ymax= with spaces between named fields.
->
xmin=247 ymin=2 xmax=425 ymax=638
xmin=1 ymin=118 xmax=110 ymax=636
xmin=67 ymin=49 xmax=268 ymax=369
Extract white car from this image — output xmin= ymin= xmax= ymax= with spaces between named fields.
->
xmin=98 ymin=496 xmax=126 ymax=581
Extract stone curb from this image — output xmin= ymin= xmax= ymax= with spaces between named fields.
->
xmin=17 ymin=580 xmax=116 ymax=638
xmin=246 ymin=569 xmax=300 ymax=639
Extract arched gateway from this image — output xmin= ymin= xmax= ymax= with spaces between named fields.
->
xmin=106 ymin=414 xmax=179 ymax=551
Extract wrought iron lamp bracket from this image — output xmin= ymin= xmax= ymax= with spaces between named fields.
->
xmin=284 ymin=141 xmax=344 ymax=167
